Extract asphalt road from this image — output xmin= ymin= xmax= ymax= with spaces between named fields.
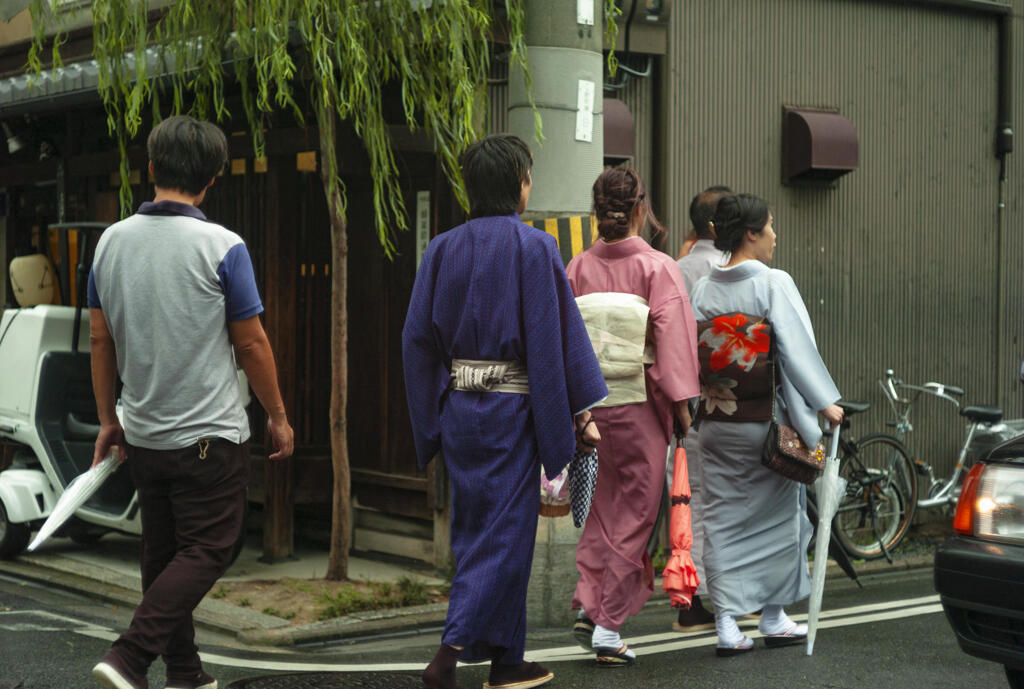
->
xmin=0 ymin=566 xmax=1009 ymax=689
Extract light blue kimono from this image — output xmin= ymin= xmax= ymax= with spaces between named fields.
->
xmin=689 ymin=260 xmax=840 ymax=617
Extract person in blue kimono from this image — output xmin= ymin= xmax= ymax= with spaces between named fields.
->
xmin=403 ymin=134 xmax=608 ymax=689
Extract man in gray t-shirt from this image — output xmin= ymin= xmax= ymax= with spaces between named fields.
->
xmin=88 ymin=116 xmax=293 ymax=689
xmin=677 ymin=186 xmax=730 ymax=296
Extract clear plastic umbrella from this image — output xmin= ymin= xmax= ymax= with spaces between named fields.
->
xmin=807 ymin=426 xmax=844 ymax=655
xmin=27 ymin=453 xmax=121 ymax=552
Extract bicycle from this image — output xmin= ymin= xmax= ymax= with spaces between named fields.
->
xmin=831 ymin=370 xmax=1015 ymax=561
xmin=878 ymin=369 xmax=1019 ymax=507
xmin=827 ymin=400 xmax=917 ymax=562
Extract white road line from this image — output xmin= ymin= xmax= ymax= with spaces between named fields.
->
xmin=0 ymin=609 xmax=109 ymax=633
xmin=609 ymin=594 xmax=941 ymax=648
xmin=65 ymin=596 xmax=944 ymax=673
xmin=629 ymin=604 xmax=944 ymax=657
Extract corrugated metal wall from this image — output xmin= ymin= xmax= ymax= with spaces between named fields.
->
xmin=663 ymin=0 xmax=1017 ymax=479
xmin=611 ymin=56 xmax=657 ymax=193
xmin=487 ymin=55 xmax=510 ymax=134
xmin=1000 ymin=1 xmax=1024 ymax=424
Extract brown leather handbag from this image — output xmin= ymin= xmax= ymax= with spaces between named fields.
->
xmin=762 ymin=369 xmax=825 ymax=485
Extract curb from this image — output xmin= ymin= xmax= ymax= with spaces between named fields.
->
xmin=0 ymin=550 xmax=938 ymax=648
xmin=238 ymin=602 xmax=450 ymax=647
xmin=0 ymin=557 xmax=289 ymax=635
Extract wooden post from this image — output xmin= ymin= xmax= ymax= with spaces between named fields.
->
xmin=261 ymin=154 xmax=297 ymax=562
xmin=429 ymin=456 xmax=453 ymax=570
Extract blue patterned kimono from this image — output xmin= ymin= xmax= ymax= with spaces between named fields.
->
xmin=402 ymin=213 xmax=607 ymax=663
xmin=689 ymin=260 xmax=841 ymax=617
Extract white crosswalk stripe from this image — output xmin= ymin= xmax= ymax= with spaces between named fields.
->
xmin=63 ymin=595 xmax=942 ymax=672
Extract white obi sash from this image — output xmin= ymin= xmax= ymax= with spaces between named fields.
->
xmin=575 ymin=292 xmax=653 ymax=407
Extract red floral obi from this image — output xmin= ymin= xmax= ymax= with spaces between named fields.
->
xmin=696 ymin=313 xmax=774 ymax=423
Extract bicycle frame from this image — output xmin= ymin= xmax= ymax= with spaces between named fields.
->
xmin=878 ymin=370 xmax=983 ymax=508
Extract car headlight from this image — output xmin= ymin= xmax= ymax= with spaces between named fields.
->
xmin=973 ymin=465 xmax=1024 ymax=544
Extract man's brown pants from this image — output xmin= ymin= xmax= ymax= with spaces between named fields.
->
xmin=111 ymin=439 xmax=249 ymax=675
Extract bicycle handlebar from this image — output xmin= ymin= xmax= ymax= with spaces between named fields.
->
xmin=880 ymin=370 xmax=963 ymax=407
xmin=925 ymin=382 xmax=964 ymax=397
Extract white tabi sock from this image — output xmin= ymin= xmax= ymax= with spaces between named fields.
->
xmin=592 ymin=624 xmax=636 ymax=658
xmin=757 ymin=605 xmax=806 ymax=636
xmin=715 ymin=613 xmax=751 ymax=649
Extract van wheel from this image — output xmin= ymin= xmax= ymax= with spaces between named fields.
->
xmin=1007 ymin=666 xmax=1024 ymax=689
xmin=0 ymin=502 xmax=31 ymax=558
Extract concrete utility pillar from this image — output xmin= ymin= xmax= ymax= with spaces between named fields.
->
xmin=509 ymin=0 xmax=604 ymax=216
xmin=509 ymin=0 xmax=604 ymax=629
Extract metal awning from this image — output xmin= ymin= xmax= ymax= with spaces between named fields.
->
xmin=0 ymin=47 xmax=171 ymax=114
xmin=782 ymin=107 xmax=859 ymax=185
xmin=0 ymin=59 xmax=101 ymax=109
xmin=603 ymin=98 xmax=635 ymax=162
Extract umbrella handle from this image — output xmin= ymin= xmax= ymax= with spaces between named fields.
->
xmin=827 ymin=424 xmax=841 ymax=460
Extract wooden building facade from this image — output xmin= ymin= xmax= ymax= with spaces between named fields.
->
xmin=0 ymin=22 xmax=462 ymax=563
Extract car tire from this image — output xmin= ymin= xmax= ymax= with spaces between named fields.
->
xmin=1007 ymin=666 xmax=1024 ymax=689
xmin=0 ymin=502 xmax=31 ymax=559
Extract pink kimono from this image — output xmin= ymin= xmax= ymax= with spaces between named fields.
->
xmin=568 ymin=236 xmax=700 ymax=631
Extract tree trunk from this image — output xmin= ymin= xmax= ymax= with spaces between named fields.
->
xmin=320 ymin=109 xmax=351 ymax=581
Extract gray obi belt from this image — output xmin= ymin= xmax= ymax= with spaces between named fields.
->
xmin=450 ymin=359 xmax=530 ymax=394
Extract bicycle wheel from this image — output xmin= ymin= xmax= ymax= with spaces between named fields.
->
xmin=833 ymin=434 xmax=917 ymax=560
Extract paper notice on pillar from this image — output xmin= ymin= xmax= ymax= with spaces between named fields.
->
xmin=576 ymin=0 xmax=595 ymax=25
xmin=575 ymin=79 xmax=595 ymax=143
xmin=415 ymin=190 xmax=430 ymax=269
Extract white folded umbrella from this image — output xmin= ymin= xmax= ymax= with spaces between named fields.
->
xmin=807 ymin=427 xmax=844 ymax=656
xmin=27 ymin=453 xmax=121 ymax=552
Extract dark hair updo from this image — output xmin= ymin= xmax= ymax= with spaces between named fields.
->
xmin=592 ymin=167 xmax=666 ymax=250
xmin=711 ymin=193 xmax=770 ymax=254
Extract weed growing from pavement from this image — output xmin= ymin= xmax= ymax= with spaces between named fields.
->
xmin=396 ymin=576 xmax=429 ymax=607
xmin=205 ymin=575 xmax=447 ymax=624
xmin=284 ymin=578 xmax=315 ymax=594
xmin=316 ymin=577 xmax=433 ymax=620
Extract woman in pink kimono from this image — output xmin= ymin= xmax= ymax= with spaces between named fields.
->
xmin=568 ymin=167 xmax=701 ymax=665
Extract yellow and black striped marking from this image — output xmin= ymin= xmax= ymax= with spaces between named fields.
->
xmin=523 ymin=215 xmax=600 ymax=266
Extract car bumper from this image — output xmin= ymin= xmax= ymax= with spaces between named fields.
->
xmin=934 ymin=535 xmax=1024 ymax=671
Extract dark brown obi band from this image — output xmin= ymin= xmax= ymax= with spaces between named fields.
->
xmin=696 ymin=312 xmax=774 ymax=423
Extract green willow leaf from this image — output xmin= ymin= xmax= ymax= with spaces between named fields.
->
xmin=27 ymin=0 xmax=540 ymax=255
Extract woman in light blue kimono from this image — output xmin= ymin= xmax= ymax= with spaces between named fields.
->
xmin=688 ymin=194 xmax=843 ymax=656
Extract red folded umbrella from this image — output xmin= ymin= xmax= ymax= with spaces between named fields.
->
xmin=662 ymin=434 xmax=699 ymax=608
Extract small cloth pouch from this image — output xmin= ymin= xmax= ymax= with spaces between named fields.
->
xmin=568 ymin=447 xmax=599 ymax=528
